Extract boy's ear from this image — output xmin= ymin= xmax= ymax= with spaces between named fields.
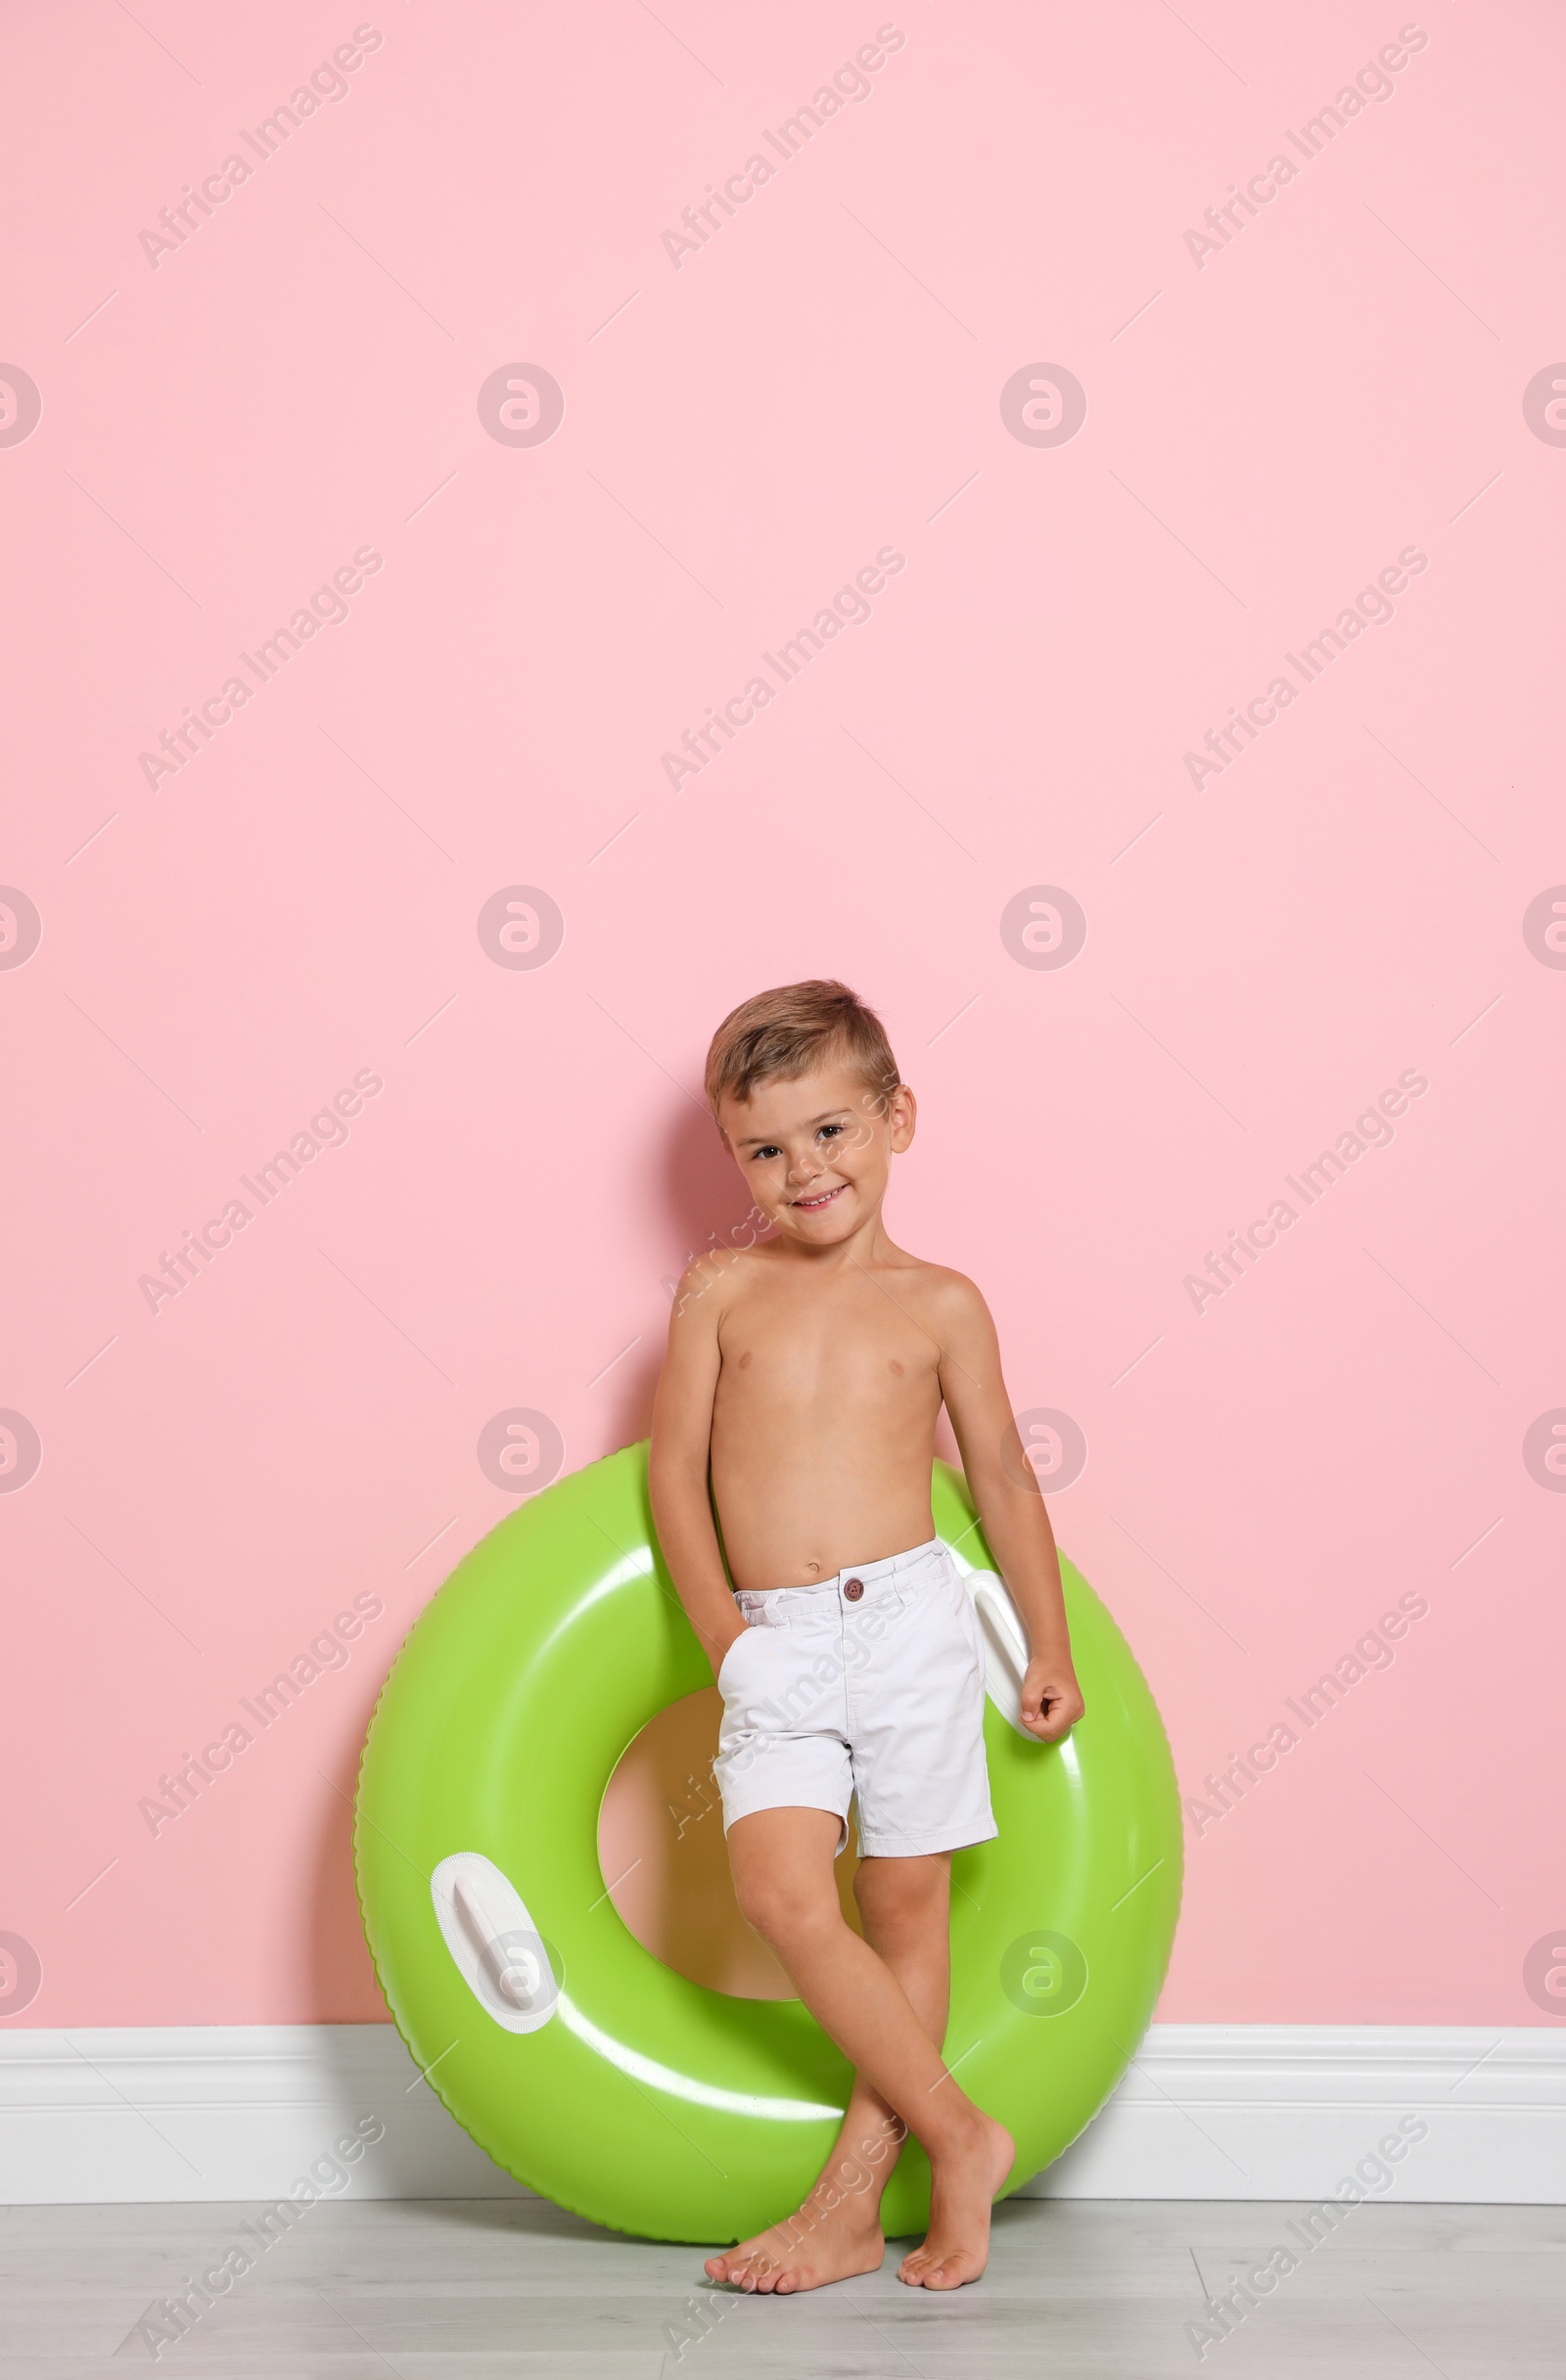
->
xmin=889 ymin=1084 xmax=916 ymax=1151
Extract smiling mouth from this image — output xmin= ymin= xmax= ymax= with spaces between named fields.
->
xmin=791 ymin=1183 xmax=847 ymax=1211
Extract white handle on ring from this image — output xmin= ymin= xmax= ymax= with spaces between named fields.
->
xmin=962 ymin=1569 xmax=1036 ymax=1739
xmin=453 ymin=1872 xmax=540 ymax=2008
xmin=431 ymin=1853 xmax=559 ymax=2035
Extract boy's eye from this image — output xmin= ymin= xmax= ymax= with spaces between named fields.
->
xmin=751 ymin=1144 xmax=781 ymax=1163
xmin=817 ymin=1122 xmax=845 ymax=1141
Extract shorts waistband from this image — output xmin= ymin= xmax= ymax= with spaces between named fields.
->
xmin=735 ymin=1536 xmax=946 ymax=1618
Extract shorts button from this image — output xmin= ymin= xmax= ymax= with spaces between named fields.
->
xmin=844 ymin=1578 xmax=864 ymax=1602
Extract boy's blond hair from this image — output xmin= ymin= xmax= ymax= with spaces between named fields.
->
xmin=705 ymin=980 xmax=901 ymax=1118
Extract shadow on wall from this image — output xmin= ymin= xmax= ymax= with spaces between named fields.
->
xmin=600 ymin=1093 xmax=761 ymax=1452
xmin=309 ymin=1672 xmax=400 ymax=2022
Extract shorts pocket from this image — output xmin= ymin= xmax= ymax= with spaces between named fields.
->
xmin=949 ymin=1574 xmax=986 ymax=1671
xmin=716 ymin=1624 xmax=763 ymax=1698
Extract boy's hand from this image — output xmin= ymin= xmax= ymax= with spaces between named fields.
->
xmin=1019 ymin=1659 xmax=1083 ymax=1743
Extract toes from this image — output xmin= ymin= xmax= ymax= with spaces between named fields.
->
xmin=922 ymin=2254 xmax=980 ymax=2290
xmin=898 ymin=2246 xmax=975 ymax=2289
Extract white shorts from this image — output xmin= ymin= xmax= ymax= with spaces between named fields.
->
xmin=713 ymin=1538 xmax=997 ymax=1859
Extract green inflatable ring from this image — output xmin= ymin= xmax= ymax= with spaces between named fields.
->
xmin=354 ymin=1444 xmax=1181 ymax=2243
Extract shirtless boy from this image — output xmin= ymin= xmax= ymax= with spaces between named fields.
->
xmin=649 ymin=980 xmax=1083 ymax=2296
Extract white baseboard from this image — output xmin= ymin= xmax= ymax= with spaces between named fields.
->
xmin=1017 ymin=2023 xmax=1566 ymax=2205
xmin=2 ymin=2022 xmax=1561 ymax=2207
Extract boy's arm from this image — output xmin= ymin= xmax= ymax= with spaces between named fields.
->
xmin=934 ymin=1275 xmax=1085 ymax=1744
xmin=648 ymin=1261 xmax=745 ymax=1674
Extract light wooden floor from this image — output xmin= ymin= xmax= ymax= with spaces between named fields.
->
xmin=2 ymin=2194 xmax=1562 ymax=2376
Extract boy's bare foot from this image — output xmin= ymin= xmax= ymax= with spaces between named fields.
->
xmin=705 ymin=2179 xmax=885 ymax=2295
xmin=896 ymin=2110 xmax=1014 ymax=2289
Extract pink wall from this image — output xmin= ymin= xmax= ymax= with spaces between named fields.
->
xmin=2 ymin=1 xmax=1562 ymax=2034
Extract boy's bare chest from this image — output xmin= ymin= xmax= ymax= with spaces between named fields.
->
xmin=715 ymin=1278 xmax=939 ymax=1405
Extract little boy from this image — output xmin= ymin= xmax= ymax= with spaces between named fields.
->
xmin=649 ymin=980 xmax=1083 ymax=2295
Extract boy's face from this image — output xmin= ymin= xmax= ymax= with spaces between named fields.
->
xmin=717 ymin=1061 xmax=915 ymax=1248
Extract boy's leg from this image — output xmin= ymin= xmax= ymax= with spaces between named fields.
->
xmin=707 ymin=1849 xmax=952 ymax=2292
xmin=705 ymin=1809 xmax=1011 ymax=2295
xmin=852 ymin=1854 xmax=1007 ymax=2289
xmin=820 ymin=1851 xmax=955 ymax=2200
